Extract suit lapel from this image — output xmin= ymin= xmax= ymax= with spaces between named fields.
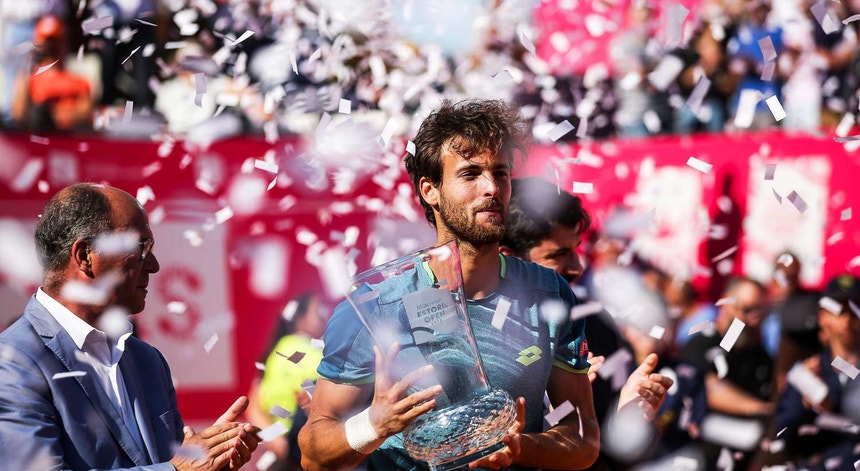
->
xmin=119 ymin=350 xmax=161 ymax=464
xmin=26 ymin=299 xmax=150 ymax=466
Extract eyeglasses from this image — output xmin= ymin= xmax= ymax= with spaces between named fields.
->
xmin=138 ymin=238 xmax=155 ymax=261
xmin=85 ymin=235 xmax=154 ymax=261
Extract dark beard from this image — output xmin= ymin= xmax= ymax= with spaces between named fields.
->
xmin=438 ymin=194 xmax=505 ymax=246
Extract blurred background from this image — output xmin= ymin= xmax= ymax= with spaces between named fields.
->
xmin=1 ymin=0 xmax=860 ymax=469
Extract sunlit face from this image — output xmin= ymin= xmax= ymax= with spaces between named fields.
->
xmin=426 ymin=146 xmax=511 ymax=247
xmin=722 ymin=281 xmax=766 ymax=331
xmin=526 ymin=225 xmax=584 ymax=283
xmin=90 ymin=192 xmax=160 ymax=315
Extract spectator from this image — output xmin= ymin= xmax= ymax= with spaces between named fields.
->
xmin=665 ymin=278 xmax=718 ymax=351
xmin=0 ymin=182 xmax=260 ymax=470
xmin=247 ymin=292 xmax=328 ymax=471
xmin=500 ymin=176 xmax=674 ymax=470
xmin=679 ymin=276 xmax=774 ymax=470
xmin=771 ymin=273 xmax=860 ymax=469
xmin=10 ymin=14 xmax=94 ymax=132
xmin=0 ymin=0 xmax=67 ymax=126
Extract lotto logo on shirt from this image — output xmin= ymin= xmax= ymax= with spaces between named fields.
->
xmin=579 ymin=339 xmax=589 ymax=359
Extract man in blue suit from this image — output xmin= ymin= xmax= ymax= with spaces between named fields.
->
xmin=0 ymin=183 xmax=260 ymax=470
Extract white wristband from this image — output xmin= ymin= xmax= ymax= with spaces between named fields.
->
xmin=344 ymin=407 xmax=381 ymax=454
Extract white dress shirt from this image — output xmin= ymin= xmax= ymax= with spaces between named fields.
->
xmin=35 ymin=288 xmax=146 ymax=452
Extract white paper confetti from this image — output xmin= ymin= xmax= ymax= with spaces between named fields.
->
xmin=734 ymin=89 xmax=760 ymax=129
xmin=841 ymin=208 xmax=852 ymax=220
xmin=787 ymin=191 xmax=808 ymax=214
xmin=715 ymin=297 xmax=736 ymax=307
xmin=831 ymin=356 xmax=860 ymax=380
xmin=786 ymin=362 xmax=829 ymax=405
xmin=35 ymin=60 xmax=60 ymax=76
xmin=82 ymin=16 xmax=114 ymax=35
xmin=764 ymin=164 xmax=777 ymax=180
xmin=492 ymin=298 xmax=512 ymax=330
xmin=760 ymin=61 xmax=776 ymax=82
xmin=765 ymin=95 xmax=787 ymax=122
xmin=572 ymin=181 xmax=593 ymax=194
xmin=544 ymin=400 xmax=574 ymax=427
xmin=710 ymin=245 xmax=738 ymax=263
xmin=406 ymin=140 xmax=416 ymax=156
xmin=711 ymin=352 xmax=727 ymax=379
xmin=269 ymin=404 xmax=291 ymax=419
xmin=686 ymin=75 xmax=711 ymax=114
xmin=648 ymin=325 xmax=665 ymax=340
xmin=570 ymin=301 xmax=603 ymax=320
xmin=810 ymin=2 xmax=840 ymax=34
xmin=255 ymin=362 xmax=266 ymax=371
xmin=214 ymin=206 xmax=234 ymax=224
xmin=231 ymin=30 xmax=255 ymax=46
xmin=819 ymin=296 xmax=843 ymax=315
xmin=257 ymin=421 xmax=289 ymax=441
xmin=203 ymin=333 xmax=219 ymax=353
xmin=720 ymin=318 xmax=745 ymax=352
xmin=256 ymin=450 xmax=278 ymax=471
xmin=52 ymin=371 xmax=87 ymax=380
xmin=546 ymin=120 xmax=574 ymax=142
xmin=338 ymin=99 xmax=351 ymax=114
xmin=310 ymin=338 xmax=325 ymax=350
xmin=686 ymin=156 xmax=713 ymax=174
xmin=758 ymin=36 xmax=777 ymax=62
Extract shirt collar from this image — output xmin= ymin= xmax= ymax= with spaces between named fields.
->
xmin=35 ymin=287 xmax=134 ymax=363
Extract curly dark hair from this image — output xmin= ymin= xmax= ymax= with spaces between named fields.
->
xmin=35 ymin=183 xmax=113 ymax=277
xmin=405 ymin=98 xmax=527 ymax=228
xmin=501 ymin=177 xmax=591 ymax=258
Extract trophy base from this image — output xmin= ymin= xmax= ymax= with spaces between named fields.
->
xmin=403 ymin=389 xmax=517 ymax=471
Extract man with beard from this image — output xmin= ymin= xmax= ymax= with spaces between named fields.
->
xmin=299 ymin=99 xmax=601 ymax=470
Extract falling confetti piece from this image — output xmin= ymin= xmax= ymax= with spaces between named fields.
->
xmin=544 ymin=400 xmax=574 ymax=427
xmin=648 ymin=325 xmax=665 ymax=339
xmin=35 ymin=60 xmax=60 ymax=75
xmin=787 ymin=362 xmax=828 ymax=404
xmin=758 ymin=36 xmax=777 ymax=62
xmin=570 ymin=301 xmax=603 ymax=320
xmin=831 ymin=356 xmax=860 ymax=379
xmin=787 ymin=191 xmax=808 ymax=214
xmin=686 ymin=156 xmax=712 ymax=173
xmin=686 ymin=75 xmax=711 ymax=114
xmin=203 ymin=333 xmax=219 ymax=353
xmin=492 ymin=297 xmax=512 ymax=330
xmin=688 ymin=320 xmax=713 ymax=336
xmin=258 ymin=422 xmax=288 ymax=441
xmin=720 ymin=318 xmax=745 ymax=352
xmin=710 ymin=245 xmax=737 ymax=263
xmin=269 ymin=405 xmax=291 ymax=419
xmin=765 ymin=95 xmax=787 ymax=121
xmin=546 ymin=121 xmax=574 ymax=141
xmin=764 ymin=164 xmax=776 ymax=180
xmin=572 ymin=181 xmax=593 ymax=194
xmin=52 ymin=371 xmax=87 ymax=380
xmin=231 ymin=30 xmax=255 ymax=46
xmin=338 ymin=99 xmax=351 ymax=114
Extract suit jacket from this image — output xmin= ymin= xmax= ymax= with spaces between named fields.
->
xmin=0 ymin=296 xmax=184 ymax=471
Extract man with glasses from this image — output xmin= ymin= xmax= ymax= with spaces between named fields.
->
xmin=678 ymin=276 xmax=775 ymax=470
xmin=0 ymin=183 xmax=260 ymax=470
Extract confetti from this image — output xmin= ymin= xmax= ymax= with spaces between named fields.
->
xmin=760 ymin=61 xmax=776 ymax=82
xmin=544 ymin=400 xmax=574 ymax=427
xmin=214 ymin=206 xmax=234 ymax=224
xmin=734 ymin=89 xmax=760 ymax=129
xmin=35 ymin=60 xmax=60 ymax=75
xmin=255 ymin=362 xmax=266 ymax=371
xmin=810 ymin=2 xmax=840 ymax=34
xmin=831 ymin=356 xmax=860 ymax=380
xmin=773 ymin=187 xmax=783 ymax=204
xmin=277 ymin=350 xmax=306 ymax=364
xmin=546 ymin=120 xmax=574 ymax=142
xmin=194 ymin=73 xmax=206 ymax=107
xmin=765 ymin=95 xmax=787 ymax=122
xmin=338 ymin=99 xmax=351 ymax=114
xmin=841 ymin=208 xmax=852 ymax=220
xmin=310 ymin=338 xmax=325 ymax=349
xmin=269 ymin=405 xmax=291 ymax=419
xmin=231 ymin=30 xmax=255 ymax=46
xmin=764 ymin=163 xmax=776 ymax=180
xmin=843 ymin=14 xmax=860 ymax=25
xmin=686 ymin=75 xmax=711 ymax=114
xmin=819 ymin=296 xmax=843 ymax=315
xmin=82 ymin=16 xmax=113 ymax=35
xmin=492 ymin=297 xmax=512 ymax=330
xmin=720 ymin=318 xmax=745 ymax=352
xmin=572 ymin=182 xmax=593 ymax=194
xmin=786 ymin=362 xmax=828 ymax=405
xmin=570 ymin=301 xmax=603 ymax=320
xmin=301 ymin=379 xmax=316 ymax=398
xmin=257 ymin=422 xmax=289 ymax=441
xmin=598 ymin=348 xmax=632 ymax=391
xmin=710 ymin=246 xmax=737 ymax=263
xmin=52 ymin=371 xmax=87 ymax=380
xmin=686 ymin=156 xmax=712 ymax=173
xmin=203 ymin=333 xmax=219 ymax=353
xmin=121 ymin=46 xmax=141 ymax=65
xmin=787 ymin=191 xmax=808 ymax=214
xmin=406 ymin=141 xmax=416 ymax=156
xmin=713 ymin=352 xmax=728 ymax=378
xmin=10 ymin=158 xmax=44 ymax=193
xmin=256 ymin=450 xmax=278 ymax=470
xmin=758 ymin=36 xmax=777 ymax=62
xmin=648 ymin=325 xmax=665 ymax=339
xmin=647 ymin=55 xmax=685 ymax=92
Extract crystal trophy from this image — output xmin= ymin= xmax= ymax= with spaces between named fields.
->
xmin=345 ymin=239 xmax=517 ymax=471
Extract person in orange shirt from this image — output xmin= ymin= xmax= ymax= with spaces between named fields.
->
xmin=11 ymin=14 xmax=93 ymax=132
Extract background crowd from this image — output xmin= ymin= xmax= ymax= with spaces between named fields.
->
xmin=2 ymin=0 xmax=860 ymax=141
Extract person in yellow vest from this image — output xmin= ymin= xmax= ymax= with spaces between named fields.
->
xmin=248 ymin=292 xmax=328 ymax=471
